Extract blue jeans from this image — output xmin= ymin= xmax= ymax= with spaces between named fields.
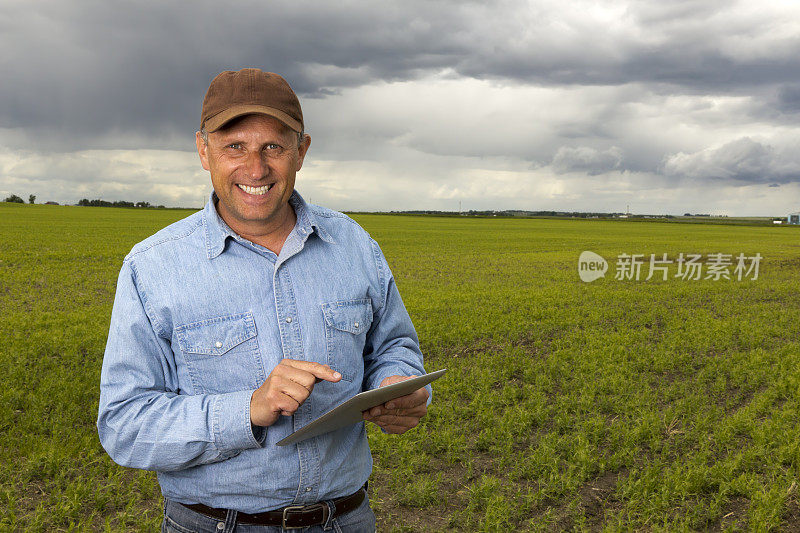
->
xmin=161 ymin=493 xmax=377 ymax=533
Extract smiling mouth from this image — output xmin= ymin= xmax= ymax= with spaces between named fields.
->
xmin=237 ymin=183 xmax=273 ymax=195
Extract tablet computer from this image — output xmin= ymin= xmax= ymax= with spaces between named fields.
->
xmin=276 ymin=369 xmax=447 ymax=446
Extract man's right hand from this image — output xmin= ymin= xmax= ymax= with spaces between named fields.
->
xmin=250 ymin=359 xmax=342 ymax=427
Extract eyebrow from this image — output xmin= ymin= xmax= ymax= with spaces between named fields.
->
xmin=215 ymin=136 xmax=281 ymax=147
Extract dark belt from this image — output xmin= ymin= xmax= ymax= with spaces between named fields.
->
xmin=180 ymin=487 xmax=366 ymax=529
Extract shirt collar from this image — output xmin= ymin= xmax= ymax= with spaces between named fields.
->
xmin=203 ymin=188 xmax=335 ymax=259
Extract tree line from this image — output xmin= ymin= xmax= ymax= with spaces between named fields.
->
xmin=3 ymin=194 xmax=35 ymax=204
xmin=2 ymin=193 xmax=165 ymax=208
xmin=77 ymin=199 xmax=166 ymax=208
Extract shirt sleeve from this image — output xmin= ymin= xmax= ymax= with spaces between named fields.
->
xmin=362 ymin=239 xmax=432 ymax=405
xmin=97 ymin=259 xmax=264 ymax=472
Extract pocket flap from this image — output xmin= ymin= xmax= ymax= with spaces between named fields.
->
xmin=322 ymin=299 xmax=372 ymax=334
xmin=176 ymin=313 xmax=257 ymax=355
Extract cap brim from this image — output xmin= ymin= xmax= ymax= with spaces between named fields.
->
xmin=204 ymin=104 xmax=302 ymax=133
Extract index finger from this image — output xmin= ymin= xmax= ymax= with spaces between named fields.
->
xmin=279 ymin=359 xmax=342 ymax=382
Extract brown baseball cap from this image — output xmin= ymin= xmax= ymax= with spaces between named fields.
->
xmin=200 ymin=68 xmax=303 ymax=133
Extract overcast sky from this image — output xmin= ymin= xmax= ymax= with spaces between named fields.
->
xmin=2 ymin=0 xmax=799 ymax=215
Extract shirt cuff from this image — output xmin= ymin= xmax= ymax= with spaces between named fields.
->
xmin=212 ymin=389 xmax=264 ymax=454
xmin=365 ymin=363 xmax=412 ymax=391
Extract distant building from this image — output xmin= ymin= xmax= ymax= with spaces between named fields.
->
xmin=44 ymin=201 xmax=59 ymax=205
xmin=789 ymin=212 xmax=800 ymax=225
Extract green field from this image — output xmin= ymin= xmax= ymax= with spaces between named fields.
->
xmin=2 ymin=202 xmax=800 ymax=531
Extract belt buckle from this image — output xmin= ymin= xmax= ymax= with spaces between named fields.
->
xmin=282 ymin=504 xmax=307 ymax=530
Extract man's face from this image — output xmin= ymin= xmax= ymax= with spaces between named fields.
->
xmin=196 ymin=114 xmax=310 ymax=235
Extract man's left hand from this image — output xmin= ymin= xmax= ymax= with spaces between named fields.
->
xmin=362 ymin=375 xmax=429 ymax=434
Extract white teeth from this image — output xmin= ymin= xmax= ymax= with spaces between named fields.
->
xmin=238 ymin=183 xmax=272 ymax=195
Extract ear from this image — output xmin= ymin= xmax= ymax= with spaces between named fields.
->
xmin=295 ymin=134 xmax=311 ymax=171
xmin=196 ymin=131 xmax=211 ymax=171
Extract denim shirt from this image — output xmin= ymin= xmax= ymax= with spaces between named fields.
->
xmin=97 ymin=189 xmax=429 ymax=513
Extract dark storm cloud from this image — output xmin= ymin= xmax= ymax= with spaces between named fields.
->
xmin=1 ymin=0 xmax=800 ymax=215
xmin=0 ymin=1 xmax=462 ymax=151
xmin=2 ymin=0 xmax=800 ymax=153
xmin=776 ymin=85 xmax=800 ymax=114
xmin=663 ymin=137 xmax=800 ymax=184
xmin=551 ymin=146 xmax=624 ymax=175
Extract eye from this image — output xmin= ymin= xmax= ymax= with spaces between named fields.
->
xmin=264 ymin=143 xmax=284 ymax=155
xmin=227 ymin=143 xmax=242 ymax=150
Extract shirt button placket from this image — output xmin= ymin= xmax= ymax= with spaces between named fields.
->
xmin=275 ymin=265 xmax=319 ymax=503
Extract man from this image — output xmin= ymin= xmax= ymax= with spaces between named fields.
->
xmin=97 ymin=68 xmax=430 ymax=532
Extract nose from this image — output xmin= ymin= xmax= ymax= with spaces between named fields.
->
xmin=244 ymin=151 xmax=269 ymax=180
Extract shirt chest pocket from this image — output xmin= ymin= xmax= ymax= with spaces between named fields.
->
xmin=175 ymin=312 xmax=264 ymax=394
xmin=322 ymin=298 xmax=373 ymax=383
